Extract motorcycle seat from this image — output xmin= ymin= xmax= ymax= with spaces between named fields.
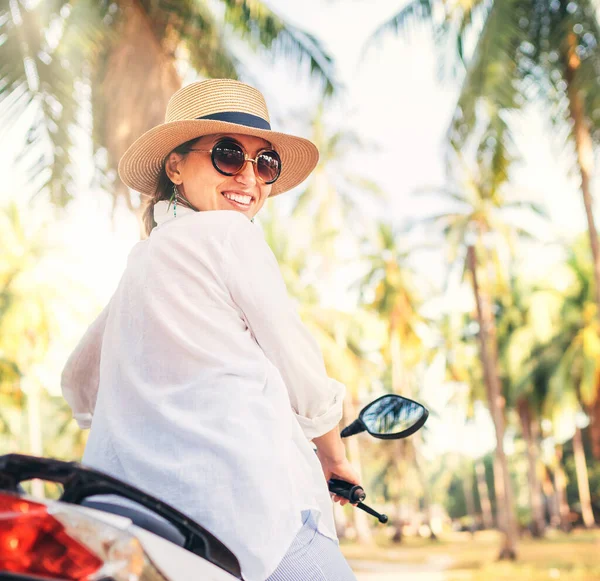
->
xmin=81 ymin=498 xmax=186 ymax=547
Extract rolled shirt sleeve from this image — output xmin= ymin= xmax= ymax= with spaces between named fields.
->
xmin=225 ymin=217 xmax=345 ymax=440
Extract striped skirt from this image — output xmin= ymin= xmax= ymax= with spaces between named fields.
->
xmin=266 ymin=511 xmax=357 ymax=581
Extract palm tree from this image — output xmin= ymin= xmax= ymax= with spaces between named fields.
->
xmin=291 ymin=106 xmax=386 ymax=290
xmin=293 ymin=107 xmax=385 ymax=226
xmin=495 ymin=274 xmax=561 ymax=536
xmin=0 ymin=202 xmax=55 ymax=494
xmin=358 ymin=222 xmax=424 ymax=395
xmin=524 ymin=237 xmax=599 ymax=527
xmin=417 ymin=140 xmax=548 ymax=556
xmin=433 ymin=311 xmax=498 ymax=529
xmin=371 ymin=0 xmax=600 ymax=323
xmin=1 ymin=0 xmax=336 ymax=213
xmin=357 ymin=222 xmax=428 ymax=542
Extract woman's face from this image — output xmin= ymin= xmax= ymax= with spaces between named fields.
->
xmin=165 ymin=133 xmax=274 ymax=219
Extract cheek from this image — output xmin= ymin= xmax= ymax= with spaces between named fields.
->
xmin=182 ymin=162 xmax=220 ymax=198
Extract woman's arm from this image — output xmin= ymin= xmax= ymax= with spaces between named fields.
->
xmin=313 ymin=425 xmax=362 ymax=506
xmin=61 ymin=302 xmax=111 ymax=428
xmin=224 ymin=217 xmax=345 ymax=441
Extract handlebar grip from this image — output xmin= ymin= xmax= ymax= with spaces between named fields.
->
xmin=327 ymin=478 xmax=366 ymax=503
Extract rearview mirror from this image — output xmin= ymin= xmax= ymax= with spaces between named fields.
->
xmin=340 ymin=394 xmax=429 ymax=440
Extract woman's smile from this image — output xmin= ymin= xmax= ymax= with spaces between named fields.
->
xmin=221 ymin=189 xmax=256 ymax=210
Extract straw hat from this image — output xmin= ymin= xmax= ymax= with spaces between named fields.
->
xmin=118 ymin=79 xmax=319 ymax=197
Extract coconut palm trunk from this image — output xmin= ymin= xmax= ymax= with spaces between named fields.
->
xmin=572 ymin=427 xmax=595 ymax=528
xmin=467 ymin=245 xmax=518 ymax=559
xmin=462 ymin=468 xmax=477 ymax=533
xmin=590 ymin=397 xmax=600 ymax=460
xmin=517 ymin=399 xmax=545 ymax=537
xmin=563 ymin=34 xmax=600 ymax=459
xmin=97 ymin=0 xmax=182 ymax=229
xmin=541 ymin=466 xmax=559 ymax=527
xmin=563 ymin=27 xmax=600 ymax=315
xmin=475 ymin=459 xmax=494 ymax=529
xmin=562 ymin=28 xmax=600 ymax=459
xmin=414 ymin=447 xmax=438 ymax=540
xmin=554 ymin=445 xmax=572 ymax=532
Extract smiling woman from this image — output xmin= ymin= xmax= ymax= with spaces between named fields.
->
xmin=61 ymin=79 xmax=359 ymax=581
xmin=162 ymin=133 xmax=276 ymax=220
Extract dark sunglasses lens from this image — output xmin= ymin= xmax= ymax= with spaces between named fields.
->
xmin=257 ymin=151 xmax=281 ymax=184
xmin=212 ymin=141 xmax=245 ymax=175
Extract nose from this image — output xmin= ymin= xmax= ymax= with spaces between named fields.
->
xmin=234 ymin=159 xmax=257 ymax=187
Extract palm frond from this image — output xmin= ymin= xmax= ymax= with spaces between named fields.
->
xmin=448 ymin=0 xmax=526 ymax=150
xmin=368 ymin=0 xmax=434 ymax=45
xmin=220 ymin=0 xmax=337 ymax=95
xmin=146 ymin=0 xmax=239 ymax=78
xmin=0 ymin=0 xmax=81 ymax=205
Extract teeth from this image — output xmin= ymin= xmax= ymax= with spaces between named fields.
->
xmin=223 ymin=192 xmax=252 ymax=205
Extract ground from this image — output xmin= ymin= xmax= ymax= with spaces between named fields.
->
xmin=341 ymin=529 xmax=600 ymax=581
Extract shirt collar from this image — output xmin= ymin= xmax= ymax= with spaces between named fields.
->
xmin=153 ymin=200 xmax=197 ymax=227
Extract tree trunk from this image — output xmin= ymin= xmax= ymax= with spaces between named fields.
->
xmin=588 ymin=397 xmax=600 ymax=460
xmin=517 ymin=399 xmax=545 ymax=537
xmin=563 ymin=13 xmax=600 ymax=458
xmin=415 ymin=447 xmax=438 ymax=540
xmin=467 ymin=245 xmax=518 ymax=559
xmin=475 ymin=459 xmax=494 ymax=529
xmin=541 ymin=465 xmax=560 ymax=528
xmin=573 ymin=427 xmax=596 ymax=528
xmin=554 ymin=445 xmax=572 ymax=532
xmin=98 ymin=0 xmax=182 ymax=216
xmin=391 ymin=502 xmax=404 ymax=544
xmin=564 ymin=32 xmax=600 ymax=315
xmin=462 ymin=468 xmax=477 ymax=534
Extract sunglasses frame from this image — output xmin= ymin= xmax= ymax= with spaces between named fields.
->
xmin=189 ymin=139 xmax=282 ymax=184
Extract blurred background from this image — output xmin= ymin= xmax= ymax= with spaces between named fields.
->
xmin=2 ymin=0 xmax=600 ymax=579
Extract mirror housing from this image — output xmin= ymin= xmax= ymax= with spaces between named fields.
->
xmin=340 ymin=394 xmax=429 ymax=440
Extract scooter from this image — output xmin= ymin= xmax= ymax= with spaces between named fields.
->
xmin=0 ymin=393 xmax=428 ymax=581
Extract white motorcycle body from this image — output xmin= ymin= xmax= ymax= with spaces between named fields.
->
xmin=80 ymin=503 xmax=238 ymax=581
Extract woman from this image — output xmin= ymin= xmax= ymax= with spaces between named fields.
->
xmin=62 ymin=79 xmax=359 ymax=581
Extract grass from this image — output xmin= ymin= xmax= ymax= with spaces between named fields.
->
xmin=341 ymin=529 xmax=600 ymax=580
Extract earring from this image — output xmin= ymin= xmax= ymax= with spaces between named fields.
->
xmin=171 ymin=184 xmax=178 ymax=218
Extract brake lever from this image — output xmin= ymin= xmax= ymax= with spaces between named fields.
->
xmin=327 ymin=478 xmax=389 ymax=524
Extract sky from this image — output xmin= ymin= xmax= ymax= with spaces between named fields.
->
xmin=1 ymin=0 xmax=596 ymax=456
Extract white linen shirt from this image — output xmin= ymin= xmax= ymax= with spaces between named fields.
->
xmin=61 ymin=201 xmax=346 ymax=581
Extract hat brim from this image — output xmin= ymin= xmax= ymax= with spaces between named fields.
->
xmin=118 ymin=119 xmax=319 ymax=197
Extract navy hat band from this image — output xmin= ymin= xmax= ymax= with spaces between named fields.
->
xmin=197 ymin=111 xmax=271 ymax=130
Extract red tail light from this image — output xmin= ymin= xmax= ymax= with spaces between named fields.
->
xmin=0 ymin=492 xmax=103 ymax=580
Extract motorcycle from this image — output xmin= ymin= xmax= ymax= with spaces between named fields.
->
xmin=0 ymin=393 xmax=428 ymax=581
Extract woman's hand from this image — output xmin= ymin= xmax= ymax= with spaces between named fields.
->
xmin=313 ymin=427 xmax=362 ymax=507
xmin=317 ymin=453 xmax=362 ymax=506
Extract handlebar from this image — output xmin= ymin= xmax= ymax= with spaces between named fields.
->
xmin=327 ymin=478 xmax=388 ymax=524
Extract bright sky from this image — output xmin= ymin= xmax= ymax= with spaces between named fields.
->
xmin=1 ymin=0 xmax=594 ymax=457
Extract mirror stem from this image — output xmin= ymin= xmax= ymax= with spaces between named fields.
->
xmin=340 ymin=419 xmax=366 ymax=438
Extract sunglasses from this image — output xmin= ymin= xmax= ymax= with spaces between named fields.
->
xmin=189 ymin=139 xmax=282 ymax=184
